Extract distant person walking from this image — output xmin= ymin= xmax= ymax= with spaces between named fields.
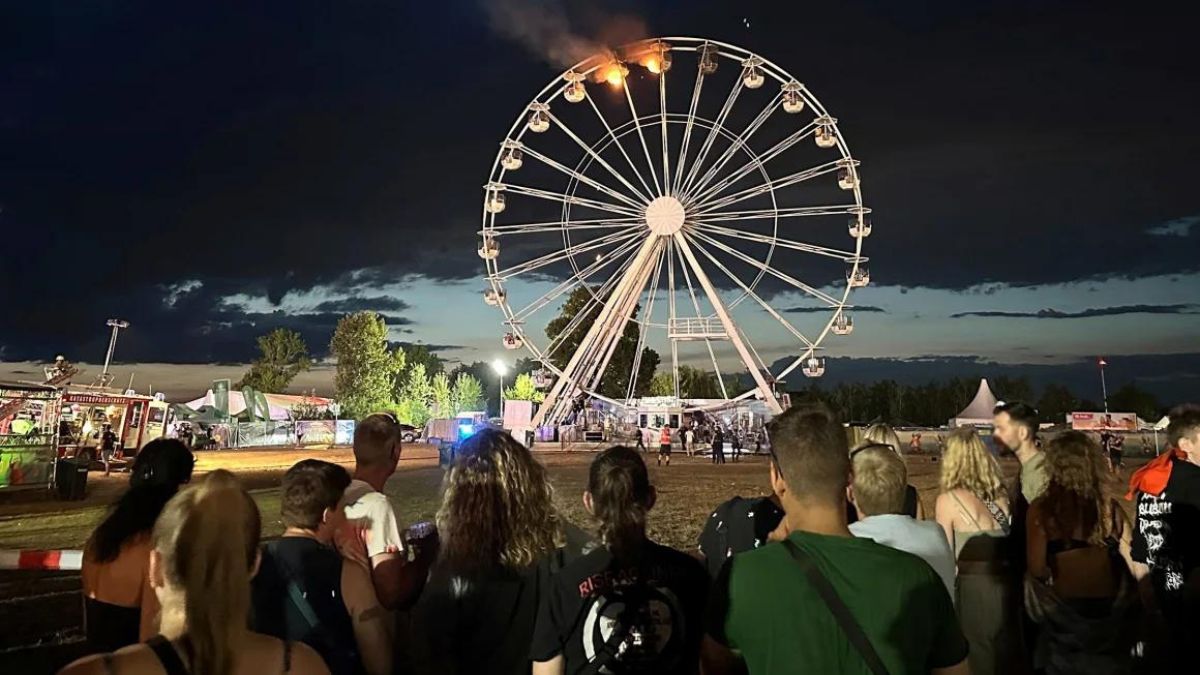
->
xmin=658 ymin=425 xmax=673 ymax=467
xmin=712 ymin=426 xmax=726 ymax=465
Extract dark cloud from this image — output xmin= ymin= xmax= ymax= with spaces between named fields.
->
xmin=784 ymin=305 xmax=886 ymax=314
xmin=392 ymin=341 xmax=471 ymax=354
xmin=311 ymin=297 xmax=410 ymax=314
xmin=950 ymin=304 xmax=1198 ymax=319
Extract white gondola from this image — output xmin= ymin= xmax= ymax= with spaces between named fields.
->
xmin=802 ymin=356 xmax=826 ymax=378
xmin=478 ymin=237 xmax=500 ymax=260
xmin=562 ymin=71 xmax=586 ymax=103
xmin=833 ymin=313 xmax=854 ymax=335
xmin=847 ymin=266 xmax=870 ymax=288
xmin=742 ymin=57 xmax=764 ymax=89
xmin=502 ymin=333 xmax=523 ymax=350
xmin=815 ymin=116 xmax=838 ymax=148
xmin=849 ymin=214 xmax=872 ymax=238
xmin=484 ymin=185 xmax=506 ymax=214
xmin=532 ymin=368 xmax=553 ymax=388
xmin=483 ymin=288 xmax=505 ymax=306
xmin=838 ymin=167 xmax=858 ymax=190
xmin=698 ymin=43 xmax=719 ymax=75
xmin=500 ymin=143 xmax=523 ymax=171
xmin=781 ymin=82 xmax=805 ymax=113
xmin=527 ymin=103 xmax=550 ymax=133
xmin=644 ymin=41 xmax=672 ymax=74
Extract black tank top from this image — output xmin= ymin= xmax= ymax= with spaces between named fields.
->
xmin=251 ymin=537 xmax=364 ymax=675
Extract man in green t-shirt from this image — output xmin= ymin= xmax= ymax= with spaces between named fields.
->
xmin=702 ymin=402 xmax=969 ymax=675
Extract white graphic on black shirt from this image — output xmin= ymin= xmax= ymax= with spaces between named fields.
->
xmin=580 ymin=585 xmax=686 ymax=673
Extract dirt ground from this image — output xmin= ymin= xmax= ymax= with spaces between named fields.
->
xmin=0 ymin=443 xmax=1151 ymax=667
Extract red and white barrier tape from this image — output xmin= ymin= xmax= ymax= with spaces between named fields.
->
xmin=0 ymin=549 xmax=84 ymax=570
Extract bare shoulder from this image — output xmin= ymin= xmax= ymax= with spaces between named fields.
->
xmin=57 ymin=654 xmax=110 ymax=675
xmin=58 ymin=646 xmax=159 ymax=675
xmin=289 ymin=641 xmax=332 ymax=675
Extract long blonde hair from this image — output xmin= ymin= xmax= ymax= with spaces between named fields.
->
xmin=437 ymin=430 xmax=562 ymax=575
xmin=861 ymin=424 xmax=903 ymax=455
xmin=940 ymin=427 xmax=1007 ymax=502
xmin=152 ymin=470 xmax=261 ymax=675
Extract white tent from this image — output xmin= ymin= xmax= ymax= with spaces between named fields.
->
xmin=949 ymin=379 xmax=999 ymax=427
xmin=183 ymin=390 xmax=294 ymax=421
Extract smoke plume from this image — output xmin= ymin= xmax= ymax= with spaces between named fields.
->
xmin=482 ymin=0 xmax=648 ymax=69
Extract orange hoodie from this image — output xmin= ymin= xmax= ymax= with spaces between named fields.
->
xmin=1126 ymin=447 xmax=1187 ymax=500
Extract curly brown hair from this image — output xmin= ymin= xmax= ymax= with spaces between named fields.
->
xmin=436 ymin=429 xmax=562 ymax=576
xmin=1038 ymin=430 xmax=1120 ymax=545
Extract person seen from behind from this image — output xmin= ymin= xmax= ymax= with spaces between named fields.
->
xmin=935 ymin=427 xmax=1020 ymax=675
xmin=60 ymin=470 xmax=329 ymax=675
xmin=413 ymin=429 xmax=574 ymax=675
xmin=858 ymin=424 xmax=927 ymax=519
xmin=532 ymin=446 xmax=709 ymax=674
xmin=81 ymin=439 xmax=194 ymax=651
xmin=251 ymin=460 xmax=392 ymax=675
xmin=343 ymin=413 xmax=435 ymax=609
xmin=704 ymin=402 xmax=969 ymax=675
xmin=1128 ymin=404 xmax=1200 ymax=664
xmin=849 ymin=445 xmax=957 ymax=601
xmin=1025 ymin=431 xmax=1138 ymax=673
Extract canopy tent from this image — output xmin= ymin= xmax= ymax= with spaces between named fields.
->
xmin=182 ymin=390 xmax=334 ymax=421
xmin=949 ymin=379 xmax=999 ymax=427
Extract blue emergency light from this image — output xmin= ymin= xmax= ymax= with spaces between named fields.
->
xmin=457 ymin=423 xmax=475 ymax=440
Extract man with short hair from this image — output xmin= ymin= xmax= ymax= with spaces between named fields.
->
xmin=993 ymin=401 xmax=1047 ymax=503
xmin=1129 ymin=404 xmax=1200 ymax=658
xmin=252 ymin=459 xmax=393 ymax=675
xmin=702 ymin=403 xmax=969 ymax=675
xmin=848 ymin=446 xmax=956 ymax=600
xmin=344 ymin=413 xmax=434 ymax=609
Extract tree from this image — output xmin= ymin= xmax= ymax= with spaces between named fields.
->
xmin=544 ymin=286 xmax=659 ymax=400
xmin=396 ymin=342 xmax=445 ymax=378
xmin=237 ymin=328 xmax=312 ymax=393
xmin=678 ymin=365 xmax=723 ymax=399
xmin=450 ymin=361 xmax=501 ymax=414
xmin=648 ymin=371 xmax=675 ymax=397
xmin=451 ymin=373 xmax=485 ymax=415
xmin=1037 ymin=384 xmax=1078 ymax=424
xmin=1108 ymin=383 xmax=1161 ymax=420
xmin=395 ymin=362 xmax=434 ymax=427
xmin=504 ymin=373 xmax=545 ymax=403
xmin=430 ymin=372 xmax=453 ymax=417
xmin=330 ymin=312 xmax=400 ymax=419
xmin=993 ymin=376 xmax=1035 ymax=406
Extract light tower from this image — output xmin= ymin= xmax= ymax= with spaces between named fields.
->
xmin=95 ymin=319 xmax=130 ymax=388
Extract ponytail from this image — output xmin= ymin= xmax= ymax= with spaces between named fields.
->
xmin=153 ymin=470 xmax=261 ymax=675
xmin=588 ymin=447 xmax=652 ymax=564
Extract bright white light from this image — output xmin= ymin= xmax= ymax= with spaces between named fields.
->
xmin=492 ymin=359 xmax=508 ymax=376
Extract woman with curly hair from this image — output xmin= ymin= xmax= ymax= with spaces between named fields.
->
xmin=412 ymin=429 xmax=570 ymax=675
xmin=1024 ymin=431 xmax=1138 ymax=673
xmin=935 ymin=427 xmax=1020 ymax=675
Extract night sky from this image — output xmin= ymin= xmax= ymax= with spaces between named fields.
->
xmin=2 ymin=0 xmax=1198 ymax=402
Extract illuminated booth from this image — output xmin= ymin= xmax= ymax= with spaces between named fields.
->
xmin=0 ymin=382 xmax=63 ymax=491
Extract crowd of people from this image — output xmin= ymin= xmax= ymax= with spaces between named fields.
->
xmin=58 ymin=401 xmax=1200 ymax=674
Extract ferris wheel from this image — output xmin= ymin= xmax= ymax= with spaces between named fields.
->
xmin=479 ymin=37 xmax=872 ymax=427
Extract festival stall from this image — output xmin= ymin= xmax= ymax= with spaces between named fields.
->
xmin=57 ymin=390 xmax=169 ymax=463
xmin=0 ymin=382 xmax=63 ymax=490
xmin=949 ymin=379 xmax=1000 ymax=427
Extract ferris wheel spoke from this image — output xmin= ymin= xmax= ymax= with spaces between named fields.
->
xmin=693 ymin=159 xmax=843 ymax=215
xmin=493 ymin=229 xmax=641 ymax=281
xmin=541 ymin=248 xmax=641 ymax=361
xmin=686 ymin=235 xmax=816 ymax=349
xmin=680 ymin=77 xmax=745 ymax=198
xmin=673 ymin=239 xmax=729 ymax=400
xmin=658 ymin=70 xmax=671 ymax=196
xmin=582 ymin=98 xmax=656 ymax=202
xmin=681 ymin=92 xmax=783 ymax=204
xmin=689 ymin=205 xmax=858 ymax=224
xmin=547 ymin=109 xmax=652 ymax=204
xmin=508 ymin=235 xmax=644 ymax=322
xmin=581 ymin=239 xmax=663 ymax=392
xmin=687 ymin=229 xmax=843 ymax=307
xmin=688 ymin=123 xmax=816 ymax=206
xmin=690 ymin=221 xmax=861 ymax=262
xmin=625 ymin=243 xmax=666 ymax=401
xmin=621 ymin=76 xmax=663 ymax=196
xmin=484 ymin=216 xmax=641 ymax=236
xmin=666 ymin=238 xmax=680 ymax=397
xmin=517 ymin=145 xmax=644 ymax=210
xmin=672 ymin=66 xmax=706 ymax=195
xmin=500 ymin=183 xmax=643 ymax=218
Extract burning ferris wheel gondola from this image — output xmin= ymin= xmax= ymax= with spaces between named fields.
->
xmin=479 ymin=37 xmax=872 ymax=427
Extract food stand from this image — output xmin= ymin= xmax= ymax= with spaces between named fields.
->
xmin=58 ymin=390 xmax=170 ymax=464
xmin=0 ymin=382 xmax=62 ymax=491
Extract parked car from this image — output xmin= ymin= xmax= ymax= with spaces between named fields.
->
xmin=399 ymin=423 xmax=420 ymax=443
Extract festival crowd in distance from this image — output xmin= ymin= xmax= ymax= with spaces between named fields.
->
xmin=58 ymin=400 xmax=1200 ymax=674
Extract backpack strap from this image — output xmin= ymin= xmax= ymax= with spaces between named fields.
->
xmin=145 ymin=635 xmax=190 ymax=675
xmin=780 ymin=539 xmax=889 ymax=675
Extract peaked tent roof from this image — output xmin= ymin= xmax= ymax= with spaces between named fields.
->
xmin=950 ymin=379 xmax=999 ymax=426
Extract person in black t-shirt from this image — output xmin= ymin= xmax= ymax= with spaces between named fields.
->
xmin=413 ymin=429 xmax=572 ymax=675
xmin=532 ymin=446 xmax=709 ymax=675
xmin=1130 ymin=405 xmax=1200 ymax=662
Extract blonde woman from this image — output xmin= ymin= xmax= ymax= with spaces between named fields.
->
xmin=935 ymin=428 xmax=1019 ymax=675
xmin=60 ymin=470 xmax=328 ymax=675
xmin=859 ymin=424 xmax=927 ymax=519
xmin=412 ymin=429 xmax=567 ymax=675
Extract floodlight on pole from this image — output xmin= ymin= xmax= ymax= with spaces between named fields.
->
xmin=492 ymin=359 xmax=508 ymax=419
xmin=97 ymin=319 xmax=130 ymax=388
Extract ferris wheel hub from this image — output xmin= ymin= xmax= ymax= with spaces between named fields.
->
xmin=644 ymin=195 xmax=686 ymax=236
